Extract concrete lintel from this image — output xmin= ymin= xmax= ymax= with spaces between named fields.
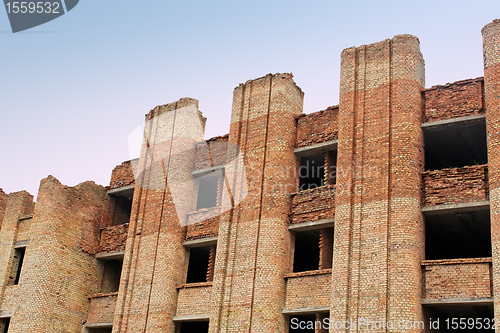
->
xmin=294 ymin=140 xmax=338 ymax=157
xmin=0 ymin=310 xmax=12 ymax=318
xmin=422 ymin=114 xmax=486 ymax=129
xmin=282 ymin=306 xmax=330 ymax=315
xmin=14 ymin=240 xmax=27 ymax=248
xmin=422 ymin=297 xmax=493 ymax=306
xmin=422 ymin=201 xmax=490 ymax=215
xmin=288 ymin=218 xmax=334 ymax=231
xmin=96 ymin=251 xmax=125 ymax=260
xmin=183 ymin=236 xmax=218 ymax=248
xmin=107 ymin=184 xmax=135 ymax=198
xmin=192 ymin=164 xmax=225 ymax=176
xmin=173 ymin=315 xmax=210 ymax=322
xmin=84 ymin=322 xmax=113 ymax=328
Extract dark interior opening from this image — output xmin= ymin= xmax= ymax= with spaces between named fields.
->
xmin=0 ymin=317 xmax=10 ymax=333
xmin=196 ymin=173 xmax=220 ymax=210
xmin=179 ymin=321 xmax=209 ymax=333
xmin=111 ymin=195 xmax=132 ymax=226
xmin=423 ymin=117 xmax=487 ymax=171
xmin=423 ymin=303 xmax=494 ymax=332
xmin=425 ymin=208 xmax=491 ymax=260
xmin=186 ymin=246 xmax=211 ymax=284
xmin=87 ymin=328 xmax=112 ymax=333
xmin=101 ymin=259 xmax=123 ymax=293
xmin=293 ymin=230 xmax=320 ymax=272
xmin=299 ymin=153 xmax=325 ymax=191
xmin=12 ymin=247 xmax=25 ymax=285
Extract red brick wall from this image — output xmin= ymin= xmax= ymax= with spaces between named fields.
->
xmin=175 ymin=284 xmax=212 ymax=318
xmin=423 ymin=78 xmax=484 ymax=123
xmin=87 ymin=293 xmax=118 ymax=324
xmin=0 ymin=189 xmax=7 ymax=228
xmin=422 ymin=165 xmax=489 ymax=206
xmin=296 ymin=106 xmax=338 ymax=147
xmin=333 ymin=34 xmax=425 ymax=329
xmin=483 ymin=18 xmax=500 ymax=323
xmin=186 ymin=213 xmax=219 ymax=240
xmin=193 ymin=134 xmax=229 ymax=171
xmin=4 ymin=177 xmax=107 ymax=333
xmin=109 ymin=160 xmax=135 ymax=189
xmin=114 ymin=98 xmax=198 ymax=332
xmin=210 ymin=73 xmax=304 ymax=332
xmin=290 ymin=185 xmax=335 ymax=224
xmin=284 ymin=270 xmax=331 ymax=309
xmin=99 ymin=224 xmax=129 ymax=253
xmin=422 ymin=258 xmax=492 ymax=300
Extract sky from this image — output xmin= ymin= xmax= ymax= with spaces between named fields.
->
xmin=1 ymin=0 xmax=500 ymax=199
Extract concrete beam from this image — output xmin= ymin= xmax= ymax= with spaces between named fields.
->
xmin=183 ymin=236 xmax=217 ymax=248
xmin=84 ymin=322 xmax=113 ymax=328
xmin=422 ymin=201 xmax=490 ymax=215
xmin=172 ymin=315 xmax=210 ymax=322
xmin=192 ymin=164 xmax=225 ymax=176
xmin=288 ymin=218 xmax=335 ymax=231
xmin=294 ymin=140 xmax=338 ymax=157
xmin=422 ymin=297 xmax=493 ymax=306
xmin=107 ymin=184 xmax=135 ymax=199
xmin=282 ymin=306 xmax=330 ymax=315
xmin=421 ymin=114 xmax=485 ymax=128
xmin=14 ymin=240 xmax=27 ymax=248
xmin=96 ymin=251 xmax=125 ymax=260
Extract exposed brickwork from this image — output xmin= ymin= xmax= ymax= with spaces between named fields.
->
xmin=114 ymin=98 xmax=198 ymax=332
xmin=87 ymin=293 xmax=118 ymax=324
xmin=290 ymin=185 xmax=335 ymax=224
xmin=109 ymin=160 xmax=136 ymax=189
xmin=423 ymin=165 xmax=489 ymax=206
xmin=15 ymin=217 xmax=31 ymax=242
xmin=207 ymin=73 xmax=304 ymax=333
xmin=483 ymin=18 xmax=500 ymax=326
xmin=284 ymin=270 xmax=332 ymax=310
xmin=422 ymin=258 xmax=492 ymax=300
xmin=1 ymin=20 xmax=500 ymax=333
xmin=0 ymin=191 xmax=34 ymax=310
xmin=333 ymin=34 xmax=425 ymax=331
xmin=176 ymin=283 xmax=212 ymax=318
xmin=0 ymin=189 xmax=7 ymax=228
xmin=1 ymin=177 xmax=107 ymax=333
xmin=99 ymin=224 xmax=129 ymax=253
xmin=194 ymin=134 xmax=229 ymax=171
xmin=423 ymin=78 xmax=484 ymax=123
xmin=296 ymin=106 xmax=338 ymax=147
xmin=186 ymin=213 xmax=219 ymax=240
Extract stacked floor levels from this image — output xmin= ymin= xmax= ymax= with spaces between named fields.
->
xmin=0 ymin=19 xmax=499 ymax=333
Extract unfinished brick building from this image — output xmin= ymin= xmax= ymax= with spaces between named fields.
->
xmin=0 ymin=18 xmax=499 ymax=333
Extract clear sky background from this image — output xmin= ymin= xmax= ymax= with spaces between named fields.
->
xmin=1 ymin=0 xmax=500 ymax=199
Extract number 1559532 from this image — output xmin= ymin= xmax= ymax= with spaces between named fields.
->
xmin=5 ymin=2 xmax=61 ymax=14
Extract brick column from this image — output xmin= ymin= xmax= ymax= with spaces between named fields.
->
xmin=482 ymin=18 xmax=500 ymax=326
xmin=5 ymin=177 xmax=106 ymax=333
xmin=332 ymin=35 xmax=425 ymax=332
xmin=209 ymin=73 xmax=303 ymax=332
xmin=114 ymin=98 xmax=203 ymax=332
xmin=0 ymin=191 xmax=33 ymax=305
xmin=0 ymin=189 xmax=8 ymax=228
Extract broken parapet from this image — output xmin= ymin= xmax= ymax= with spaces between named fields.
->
xmin=423 ymin=77 xmax=484 ymax=123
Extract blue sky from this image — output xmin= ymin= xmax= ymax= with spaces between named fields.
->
xmin=1 ymin=0 xmax=500 ymax=198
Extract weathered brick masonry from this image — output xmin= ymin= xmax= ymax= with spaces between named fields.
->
xmin=0 ymin=19 xmax=499 ymax=333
